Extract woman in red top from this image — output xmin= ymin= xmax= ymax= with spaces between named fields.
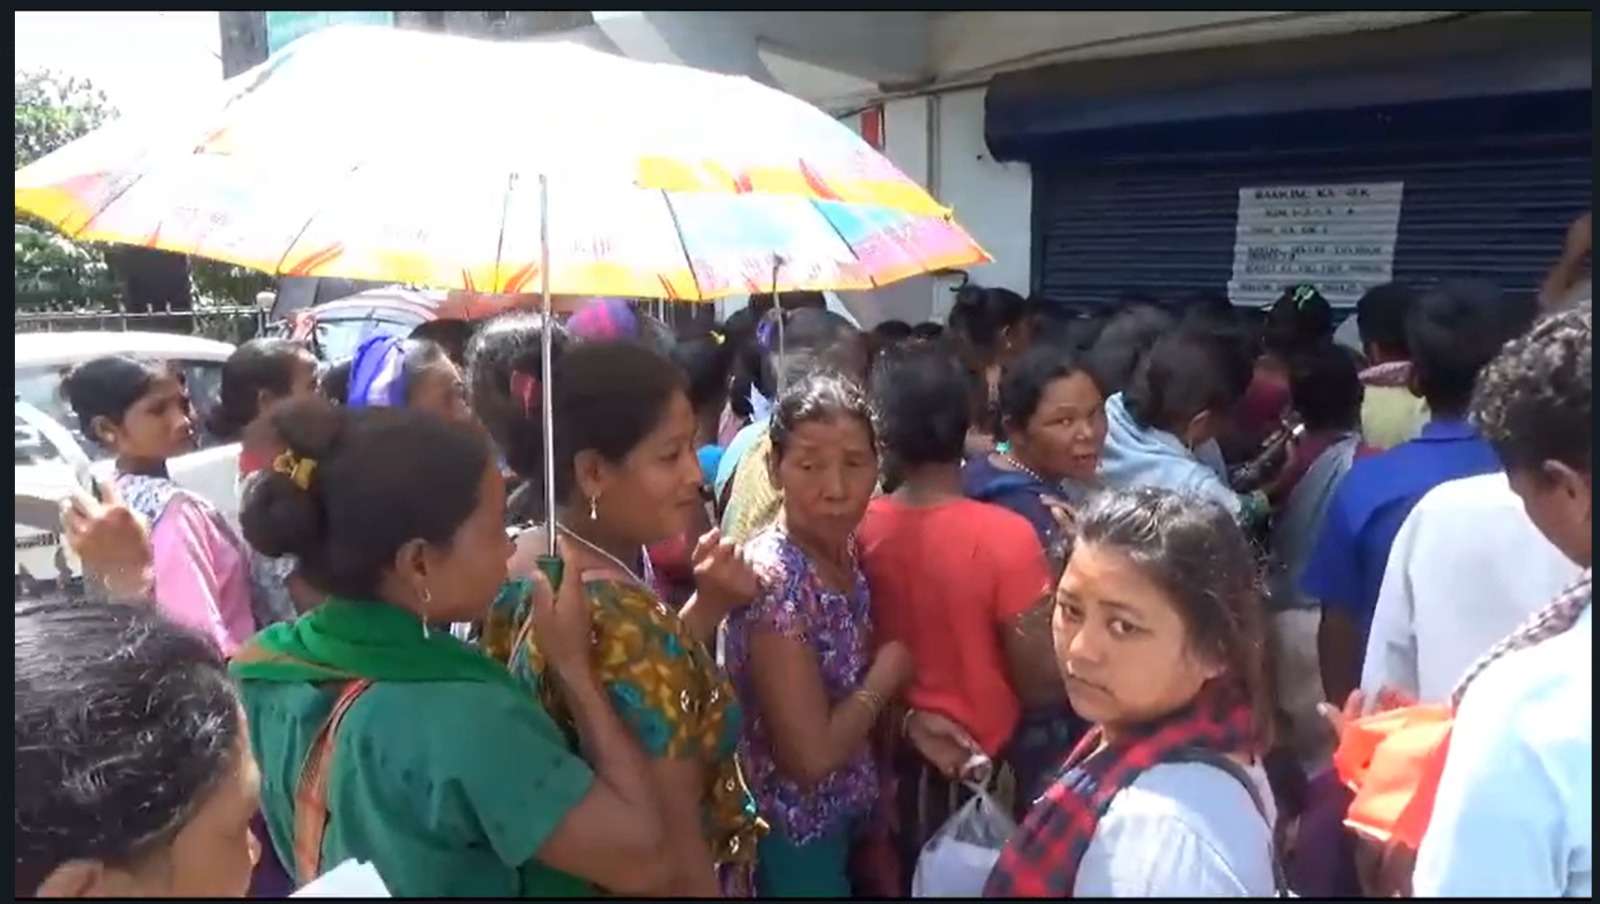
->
xmin=857 ymin=342 xmax=1065 ymax=885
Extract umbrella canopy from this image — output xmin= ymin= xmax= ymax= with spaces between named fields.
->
xmin=15 ymin=25 xmax=988 ymax=300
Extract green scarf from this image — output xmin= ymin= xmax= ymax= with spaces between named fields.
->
xmin=230 ymin=597 xmax=520 ymax=693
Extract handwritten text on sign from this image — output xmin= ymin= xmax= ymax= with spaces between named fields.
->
xmin=1228 ymin=182 xmax=1404 ymax=307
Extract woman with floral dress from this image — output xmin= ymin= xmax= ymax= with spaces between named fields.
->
xmin=725 ymin=371 xmax=915 ymax=896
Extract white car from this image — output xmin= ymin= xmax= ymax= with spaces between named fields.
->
xmin=15 ymin=331 xmax=243 ymax=599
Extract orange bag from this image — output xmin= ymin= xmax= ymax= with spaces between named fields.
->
xmin=1331 ymin=703 xmax=1454 ymax=851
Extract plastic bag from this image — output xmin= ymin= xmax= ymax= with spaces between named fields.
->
xmin=910 ymin=780 xmax=1017 ymax=898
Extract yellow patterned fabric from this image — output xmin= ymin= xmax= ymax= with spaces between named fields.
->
xmin=721 ymin=432 xmax=783 ymax=545
xmin=485 ymin=572 xmax=766 ymax=874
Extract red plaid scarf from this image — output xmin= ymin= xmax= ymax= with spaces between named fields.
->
xmin=1451 ymin=569 xmax=1591 ymax=709
xmin=984 ymin=682 xmax=1259 ymax=897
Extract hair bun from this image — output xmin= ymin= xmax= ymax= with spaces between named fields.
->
xmin=238 ymin=397 xmax=346 ymax=559
xmin=240 ymin=470 xmax=320 ymax=560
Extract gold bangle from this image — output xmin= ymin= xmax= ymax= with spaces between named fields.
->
xmin=852 ymin=688 xmax=886 ymax=718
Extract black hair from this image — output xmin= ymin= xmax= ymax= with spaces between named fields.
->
xmin=1086 ymin=303 xmax=1177 ymax=397
xmin=1180 ymin=313 xmax=1257 ymax=402
xmin=1264 ymin=284 xmax=1334 ymax=354
xmin=1123 ymin=330 xmax=1244 ymax=434
xmin=947 ymin=285 xmax=1027 ymax=358
xmin=911 ymin=321 xmax=945 ymax=341
xmin=1470 ymin=303 xmax=1591 ymax=476
xmin=463 ymin=312 xmax=570 ymax=451
xmin=1074 ymin=488 xmax=1273 ymax=749
xmin=1116 ymin=289 xmax=1163 ymax=309
xmin=15 ymin=600 xmax=241 ymax=895
xmin=871 ymin=319 xmax=914 ymax=345
xmin=208 ymin=338 xmax=311 ymax=441
xmin=769 ymin=370 xmax=877 ymax=464
xmin=504 ymin=341 xmax=687 ymax=512
xmin=1354 ymin=282 xmax=1417 ymax=358
xmin=1178 ymin=289 xmax=1235 ymax=321
xmin=398 ymin=338 xmax=453 ymax=401
xmin=409 ymin=318 xmax=475 ymax=368
xmin=1407 ymin=279 xmax=1517 ymax=415
xmin=726 ymin=323 xmax=769 ymax=422
xmin=999 ymin=342 xmax=1103 ymax=437
xmin=670 ymin=327 xmax=737 ymax=418
xmin=1289 ymin=342 xmax=1363 ymax=431
xmin=61 ymin=355 xmax=169 ymax=442
xmin=319 ymin=359 xmax=352 ymax=406
xmin=758 ymin=307 xmax=868 ymax=389
xmin=240 ymin=399 xmax=491 ymax=600
xmin=632 ymin=309 xmax=679 ymax=357
xmin=870 ymin=340 xmax=971 ymax=467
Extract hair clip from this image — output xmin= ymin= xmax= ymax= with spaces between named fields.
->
xmin=509 ymin=371 xmax=539 ymax=417
xmin=272 ymin=450 xmax=317 ymax=491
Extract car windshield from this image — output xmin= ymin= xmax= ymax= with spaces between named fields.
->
xmin=15 ymin=360 xmax=228 ymax=461
xmin=314 ymin=313 xmax=422 ymax=363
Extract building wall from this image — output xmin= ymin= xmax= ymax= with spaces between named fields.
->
xmin=834 ymin=88 xmax=1034 ymax=327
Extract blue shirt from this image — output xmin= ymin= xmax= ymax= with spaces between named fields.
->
xmin=697 ymin=444 xmax=724 ymax=487
xmin=1299 ymin=419 xmax=1501 ymax=640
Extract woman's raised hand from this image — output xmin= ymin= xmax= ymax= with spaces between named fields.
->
xmin=691 ymin=528 xmax=758 ymax=612
xmin=60 ymin=479 xmax=153 ymax=602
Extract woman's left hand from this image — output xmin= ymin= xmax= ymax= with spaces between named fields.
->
xmin=690 ymin=528 xmax=757 ymax=613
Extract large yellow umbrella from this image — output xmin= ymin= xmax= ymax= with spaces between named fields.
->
xmin=15 ymin=24 xmax=991 ymax=576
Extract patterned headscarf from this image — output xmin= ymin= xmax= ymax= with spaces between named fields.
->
xmin=346 ymin=335 xmax=408 ymax=409
xmin=566 ymin=298 xmax=639 ymax=343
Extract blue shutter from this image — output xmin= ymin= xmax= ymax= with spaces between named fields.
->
xmin=1033 ymin=135 xmax=1591 ymax=308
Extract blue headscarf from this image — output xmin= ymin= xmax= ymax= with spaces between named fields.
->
xmin=346 ymin=335 xmax=409 ymax=409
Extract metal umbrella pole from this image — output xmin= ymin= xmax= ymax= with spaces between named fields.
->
xmin=772 ymin=256 xmax=786 ymax=392
xmin=537 ymin=173 xmax=564 ymax=590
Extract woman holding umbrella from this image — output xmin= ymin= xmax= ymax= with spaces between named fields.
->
xmin=493 ymin=337 xmax=767 ymax=896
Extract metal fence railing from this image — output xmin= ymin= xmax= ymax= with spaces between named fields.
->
xmin=14 ymin=300 xmax=270 ymax=346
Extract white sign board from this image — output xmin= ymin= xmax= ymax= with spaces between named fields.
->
xmin=1229 ymin=181 xmax=1404 ymax=307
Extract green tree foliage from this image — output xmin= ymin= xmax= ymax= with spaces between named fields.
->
xmin=15 ymin=69 xmax=118 ymax=310
xmin=15 ymin=69 xmax=272 ymax=312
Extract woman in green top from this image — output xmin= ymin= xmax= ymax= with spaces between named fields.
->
xmin=231 ymin=397 xmax=675 ymax=897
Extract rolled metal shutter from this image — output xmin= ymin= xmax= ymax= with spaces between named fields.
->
xmin=1033 ymin=135 xmax=1592 ymax=307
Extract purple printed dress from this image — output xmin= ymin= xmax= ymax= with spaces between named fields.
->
xmin=724 ymin=525 xmax=878 ymax=845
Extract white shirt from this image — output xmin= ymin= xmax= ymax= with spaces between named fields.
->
xmin=1413 ymin=606 xmax=1592 ymax=897
xmin=1076 ymin=759 xmax=1279 ymax=897
xmin=1362 ymin=472 xmax=1580 ymax=702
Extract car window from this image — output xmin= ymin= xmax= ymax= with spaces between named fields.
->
xmin=314 ymin=312 xmax=421 ymax=363
xmin=15 ymin=359 xmax=230 ymax=461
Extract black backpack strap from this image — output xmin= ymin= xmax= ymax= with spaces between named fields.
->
xmin=1166 ymin=747 xmax=1292 ymax=897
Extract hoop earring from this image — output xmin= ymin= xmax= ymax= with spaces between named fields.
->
xmin=420 ymin=586 xmax=433 ymax=640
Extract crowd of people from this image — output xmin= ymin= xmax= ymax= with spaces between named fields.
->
xmin=15 ymin=240 xmax=1592 ymax=896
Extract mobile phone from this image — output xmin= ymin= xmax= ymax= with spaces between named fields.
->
xmin=73 ymin=458 xmax=102 ymax=502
